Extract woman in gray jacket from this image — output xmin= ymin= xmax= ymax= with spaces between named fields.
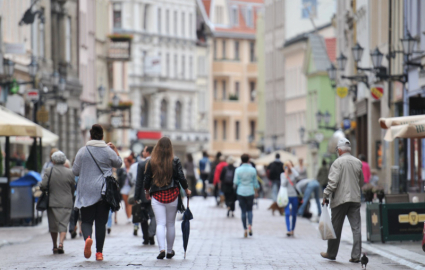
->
xmin=40 ymin=151 xmax=75 ymax=254
xmin=72 ymin=124 xmax=122 ymax=261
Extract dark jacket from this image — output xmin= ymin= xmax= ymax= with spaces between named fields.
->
xmin=317 ymin=165 xmax=330 ymax=187
xmin=220 ymin=164 xmax=236 ymax=193
xmin=116 ymin=167 xmax=128 ymax=189
xmin=208 ymin=161 xmax=219 ymax=184
xmin=267 ymin=160 xmax=284 ymax=182
xmin=134 ymin=158 xmax=150 ymax=203
xmin=144 ymin=157 xmax=189 ymax=194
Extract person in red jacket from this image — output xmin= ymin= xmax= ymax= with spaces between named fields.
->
xmin=213 ymin=156 xmax=228 ymax=206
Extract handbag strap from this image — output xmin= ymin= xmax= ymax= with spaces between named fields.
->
xmin=86 ymin=146 xmax=105 ymax=175
xmin=287 ymin=175 xmax=302 ymax=197
xmin=46 ymin=167 xmax=53 ymax=193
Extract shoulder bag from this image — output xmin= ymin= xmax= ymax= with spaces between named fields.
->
xmin=86 ymin=147 xmax=121 ymax=212
xmin=36 ymin=168 xmax=53 ymax=211
xmin=287 ymin=175 xmax=304 ymax=205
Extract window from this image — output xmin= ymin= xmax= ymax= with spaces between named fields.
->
xmin=250 ymin=81 xmax=256 ymax=102
xmin=160 ymin=99 xmax=168 ymax=128
xmin=235 ymin=82 xmax=240 ymax=99
xmin=302 ymin=0 xmax=317 ymax=19
xmin=166 ymin=10 xmax=170 ymax=34
xmin=189 ymin=56 xmax=193 ymax=79
xmin=232 ymin=6 xmax=238 ymax=26
xmin=234 ymin=41 xmax=239 ymax=60
xmin=213 ymin=40 xmax=217 ymax=59
xmin=214 ymin=80 xmax=218 ymax=100
xmin=214 ymin=120 xmax=218 ymax=140
xmin=189 ymin=13 xmax=193 ymax=38
xmin=113 ymin=3 xmax=122 ymax=28
xmin=198 ymin=56 xmax=206 ymax=76
xmin=157 ymin=8 xmax=161 ymax=33
xmin=141 ymin=97 xmax=149 ymax=127
xmin=143 ymin=5 xmax=149 ymax=30
xmin=235 ymin=121 xmax=240 ymax=140
xmin=175 ymin=101 xmax=182 ymax=129
xmin=250 ymin=120 xmax=256 ymax=140
xmin=215 ymin=6 xmax=224 ymax=24
xmin=222 ymin=80 xmax=226 ymax=100
xmin=39 ymin=18 xmax=45 ymax=58
xmin=222 ymin=120 xmax=227 ymax=140
xmin=166 ymin=53 xmax=170 ymax=77
xmin=174 ymin=11 xmax=178 ymax=35
xmin=222 ymin=40 xmax=226 ymax=59
xmin=174 ymin=54 xmax=178 ymax=78
xmin=250 ymin=41 xmax=255 ymax=62
xmin=247 ymin=7 xmax=253 ymax=27
xmin=182 ymin=55 xmax=185 ymax=78
xmin=181 ymin=12 xmax=185 ymax=37
xmin=65 ymin=17 xmax=71 ymax=63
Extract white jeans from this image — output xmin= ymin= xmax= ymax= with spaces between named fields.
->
xmin=151 ymin=197 xmax=178 ymax=253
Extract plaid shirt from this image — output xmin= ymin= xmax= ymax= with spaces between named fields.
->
xmin=149 ymin=187 xmax=180 ymax=204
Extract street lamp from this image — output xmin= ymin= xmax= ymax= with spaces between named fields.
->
xmin=59 ymin=77 xmax=66 ymax=91
xmin=51 ymin=71 xmax=60 ymax=86
xmin=323 ymin=111 xmax=331 ymax=125
xmin=370 ymin=47 xmax=384 ymax=69
xmin=351 ymin=43 xmax=364 ymax=63
xmin=299 ymin=126 xmax=305 ymax=142
xmin=98 ymin=85 xmax=105 ymax=100
xmin=337 ymin=53 xmax=348 ymax=71
xmin=112 ymin=94 xmax=120 ymax=107
xmin=3 ymin=59 xmax=15 ymax=76
xmin=400 ymin=31 xmax=417 ymax=56
xmin=327 ymin=63 xmax=337 ymax=81
xmin=315 ymin=111 xmax=323 ymax=124
xmin=28 ymin=57 xmax=38 ymax=78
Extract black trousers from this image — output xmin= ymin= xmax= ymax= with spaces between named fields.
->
xmin=140 ymin=204 xmax=156 ymax=241
xmin=200 ymin=173 xmax=209 ymax=198
xmin=80 ymin=200 xmax=110 ymax=253
xmin=69 ymin=196 xmax=79 ymax=232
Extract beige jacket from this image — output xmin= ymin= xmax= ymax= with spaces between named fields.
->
xmin=324 ymin=153 xmax=363 ymax=208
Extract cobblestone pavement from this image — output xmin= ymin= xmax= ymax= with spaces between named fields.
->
xmin=0 ymin=197 xmax=415 ymax=270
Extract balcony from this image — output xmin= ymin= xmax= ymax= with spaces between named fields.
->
xmin=213 ymin=100 xmax=243 ymax=112
xmin=213 ymin=61 xmax=244 ymax=74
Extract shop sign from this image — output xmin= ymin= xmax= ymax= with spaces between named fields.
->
xmin=36 ymin=106 xmax=49 ymax=123
xmin=137 ymin=131 xmax=162 ymax=140
xmin=343 ymin=118 xmax=351 ymax=130
xmin=371 ymin=85 xmax=384 ymax=100
xmin=144 ymin=56 xmax=161 ymax=76
xmin=56 ymin=102 xmax=68 ymax=115
xmin=108 ymin=40 xmax=131 ymax=61
xmin=27 ymin=90 xmax=39 ymax=101
xmin=336 ymin=86 xmax=348 ymax=98
xmin=5 ymin=43 xmax=26 ymax=54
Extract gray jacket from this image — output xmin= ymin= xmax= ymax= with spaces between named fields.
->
xmin=280 ymin=169 xmax=299 ymax=197
xmin=40 ymin=165 xmax=75 ymax=208
xmin=72 ymin=141 xmax=122 ymax=209
xmin=324 ymin=153 xmax=364 ymax=208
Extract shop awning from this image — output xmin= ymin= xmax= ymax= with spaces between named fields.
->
xmin=379 ymin=115 xmax=425 ymax=129
xmin=0 ymin=128 xmax=59 ymax=146
xmin=253 ymin=150 xmax=298 ymax=166
xmin=384 ymin=120 xmax=425 ymax=141
xmin=0 ymin=106 xmax=43 ymax=137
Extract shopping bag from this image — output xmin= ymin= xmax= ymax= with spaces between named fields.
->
xmin=277 ymin=186 xmax=289 ymax=208
xmin=318 ymin=205 xmax=336 ymax=240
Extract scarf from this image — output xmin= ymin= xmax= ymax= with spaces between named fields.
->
xmin=86 ymin=140 xmax=108 ymax=147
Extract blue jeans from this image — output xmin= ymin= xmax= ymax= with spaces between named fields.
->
xmin=107 ymin=210 xmax=113 ymax=229
xmin=285 ymin=197 xmax=299 ymax=232
xmin=238 ymin=195 xmax=254 ymax=230
xmin=297 ymin=180 xmax=321 ymax=216
xmin=271 ymin=181 xmax=280 ymax=202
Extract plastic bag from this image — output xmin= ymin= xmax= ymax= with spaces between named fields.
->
xmin=318 ymin=205 xmax=336 ymax=240
xmin=277 ymin=186 xmax=289 ymax=208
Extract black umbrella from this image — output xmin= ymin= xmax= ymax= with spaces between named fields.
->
xmin=181 ymin=197 xmax=193 ymax=259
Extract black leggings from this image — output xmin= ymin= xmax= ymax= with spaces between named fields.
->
xmin=80 ymin=200 xmax=110 ymax=253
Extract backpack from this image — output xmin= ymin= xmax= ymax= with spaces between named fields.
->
xmin=223 ymin=167 xmax=234 ymax=184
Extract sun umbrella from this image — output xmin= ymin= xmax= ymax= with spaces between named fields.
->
xmin=181 ymin=197 xmax=193 ymax=259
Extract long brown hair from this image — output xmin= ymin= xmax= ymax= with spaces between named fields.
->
xmin=150 ymin=137 xmax=174 ymax=187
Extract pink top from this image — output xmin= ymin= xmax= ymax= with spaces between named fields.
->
xmin=361 ymin=161 xmax=371 ymax=184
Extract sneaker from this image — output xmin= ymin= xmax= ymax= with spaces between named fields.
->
xmin=149 ymin=237 xmax=155 ymax=245
xmin=71 ymin=231 xmax=77 ymax=239
xmin=84 ymin=236 xmax=93 ymax=259
xmin=320 ymin=252 xmax=336 ymax=261
xmin=244 ymin=230 xmax=248 ymax=238
xmin=157 ymin=251 xmax=166 ymax=260
xmin=96 ymin=252 xmax=103 ymax=261
xmin=142 ymin=239 xmax=149 ymax=245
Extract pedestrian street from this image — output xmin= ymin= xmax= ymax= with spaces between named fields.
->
xmin=0 ymin=197 xmax=415 ymax=270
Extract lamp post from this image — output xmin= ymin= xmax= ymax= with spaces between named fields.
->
xmin=112 ymin=94 xmax=120 ymax=107
xmin=3 ymin=59 xmax=15 ymax=77
xmin=351 ymin=42 xmax=364 ymax=63
xmin=336 ymin=53 xmax=347 ymax=71
xmin=400 ymin=31 xmax=417 ymax=56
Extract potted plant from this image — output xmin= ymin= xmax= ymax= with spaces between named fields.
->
xmin=374 ymin=186 xmax=385 ymax=203
xmin=229 ymin=94 xmax=239 ymax=101
xmin=362 ymin=183 xmax=374 ymax=203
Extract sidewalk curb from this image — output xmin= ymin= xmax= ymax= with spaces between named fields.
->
xmin=0 ymin=230 xmax=48 ymax=249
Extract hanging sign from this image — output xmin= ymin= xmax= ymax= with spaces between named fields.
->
xmin=371 ymin=85 xmax=384 ymax=100
xmin=36 ymin=106 xmax=49 ymax=123
xmin=336 ymin=86 xmax=348 ymax=98
xmin=27 ymin=90 xmax=39 ymax=101
xmin=10 ymin=79 xmax=19 ymax=94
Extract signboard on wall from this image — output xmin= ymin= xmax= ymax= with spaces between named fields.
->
xmin=144 ymin=56 xmax=161 ymax=76
xmin=108 ymin=40 xmax=131 ymax=61
xmin=5 ymin=43 xmax=26 ymax=54
xmin=336 ymin=86 xmax=348 ymax=98
xmin=371 ymin=85 xmax=384 ymax=100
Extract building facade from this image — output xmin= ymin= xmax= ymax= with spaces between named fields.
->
xmin=202 ymin=0 xmax=263 ymax=158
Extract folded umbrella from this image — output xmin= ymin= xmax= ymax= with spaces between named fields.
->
xmin=181 ymin=197 xmax=193 ymax=259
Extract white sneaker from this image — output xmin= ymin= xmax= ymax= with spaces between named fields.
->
xmin=127 ymin=218 xmax=132 ymax=224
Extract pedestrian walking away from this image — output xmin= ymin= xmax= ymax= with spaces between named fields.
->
xmin=317 ymin=159 xmax=330 ymax=191
xmin=267 ymin=153 xmax=284 ymax=202
xmin=117 ymin=157 xmax=134 ymax=223
xmin=40 ymin=151 xmax=75 ymax=255
xmin=134 ymin=145 xmax=156 ymax=245
xmin=321 ymin=138 xmax=363 ymax=263
xmin=280 ymin=162 xmax=299 ymax=236
xmin=220 ymin=156 xmax=237 ymax=217
xmin=143 ymin=137 xmax=192 ymax=260
xmin=213 ymin=156 xmax=227 ymax=206
xmin=72 ymin=124 xmax=122 ymax=261
xmin=234 ymin=154 xmax=259 ymax=238
xmin=184 ymin=153 xmax=198 ymax=196
xmin=208 ymin=152 xmax=222 ymax=201
xmin=199 ymin=151 xmax=211 ymax=198
xmin=296 ymin=179 xmax=321 ymax=217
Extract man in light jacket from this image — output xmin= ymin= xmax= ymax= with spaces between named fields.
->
xmin=320 ymin=138 xmax=364 ymax=263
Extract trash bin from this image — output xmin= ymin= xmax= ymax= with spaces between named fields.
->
xmin=9 ymin=171 xmax=41 ymax=226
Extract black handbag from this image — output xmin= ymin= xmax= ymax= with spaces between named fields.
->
xmin=132 ymin=203 xmax=149 ymax=223
xmin=87 ymin=147 xmax=121 ymax=212
xmin=36 ymin=168 xmax=53 ymax=211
